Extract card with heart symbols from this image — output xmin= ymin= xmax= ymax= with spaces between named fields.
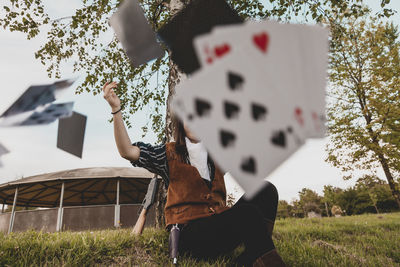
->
xmin=157 ymin=0 xmax=243 ymax=74
xmin=193 ymin=20 xmax=329 ymax=139
xmin=295 ymin=24 xmax=329 ymax=138
xmin=172 ymin=50 xmax=306 ymax=198
xmin=172 ymin=19 xmax=328 ymax=198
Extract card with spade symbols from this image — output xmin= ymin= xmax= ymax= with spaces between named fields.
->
xmin=193 ymin=20 xmax=329 ymax=138
xmin=0 ymin=79 xmax=74 ymax=118
xmin=1 ymin=84 xmax=56 ymax=118
xmin=18 ymin=102 xmax=74 ymax=126
xmin=172 ymin=50 xmax=305 ymax=198
xmin=193 ymin=21 xmax=309 ymax=136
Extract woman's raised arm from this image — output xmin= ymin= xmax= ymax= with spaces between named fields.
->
xmin=103 ymin=81 xmax=140 ymax=162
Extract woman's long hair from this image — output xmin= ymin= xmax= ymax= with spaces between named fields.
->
xmin=172 ymin=114 xmax=189 ymax=163
xmin=171 ymin=113 xmax=216 ymax=179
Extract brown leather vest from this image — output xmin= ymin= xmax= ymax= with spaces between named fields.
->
xmin=164 ymin=142 xmax=229 ymax=226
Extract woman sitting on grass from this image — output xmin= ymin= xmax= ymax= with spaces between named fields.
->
xmin=103 ymin=81 xmax=286 ymax=267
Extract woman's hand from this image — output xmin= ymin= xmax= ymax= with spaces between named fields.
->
xmin=102 ymin=81 xmax=121 ymax=112
xmin=103 ymin=81 xmax=140 ymax=161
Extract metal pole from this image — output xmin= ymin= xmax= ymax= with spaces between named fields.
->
xmin=56 ymin=182 xmax=65 ymax=232
xmin=8 ymin=186 xmax=18 ymax=234
xmin=114 ymin=179 xmax=120 ymax=228
xmin=1 ymin=201 xmax=4 ymax=213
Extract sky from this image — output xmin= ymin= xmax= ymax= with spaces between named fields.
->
xmin=0 ymin=0 xmax=399 ymax=203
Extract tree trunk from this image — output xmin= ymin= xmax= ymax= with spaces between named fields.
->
xmin=154 ymin=0 xmax=185 ymax=228
xmin=324 ymin=202 xmax=330 ymax=217
xmin=154 ymin=180 xmax=167 ymax=228
xmin=373 ymin=204 xmax=379 ymax=214
xmin=376 ymin=152 xmax=400 ymax=209
xmin=366 ymin=128 xmax=400 ymax=209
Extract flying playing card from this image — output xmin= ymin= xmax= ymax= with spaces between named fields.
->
xmin=193 ymin=20 xmax=329 ymax=137
xmin=0 ymin=143 xmax=9 ymax=157
xmin=109 ymin=0 xmax=164 ymax=68
xmin=0 ymin=111 xmax=35 ymax=127
xmin=0 ymin=143 xmax=9 ymax=168
xmin=172 ymin=50 xmax=305 ymax=198
xmin=57 ymin=111 xmax=87 ymax=158
xmin=157 ymin=0 xmax=242 ymax=74
xmin=53 ymin=79 xmax=75 ymax=90
xmin=0 ymin=79 xmax=74 ymax=118
xmin=295 ymin=24 xmax=329 ymax=138
xmin=19 ymin=102 xmax=74 ymax=126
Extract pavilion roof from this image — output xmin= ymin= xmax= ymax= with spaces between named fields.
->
xmin=0 ymin=167 xmax=158 ymax=207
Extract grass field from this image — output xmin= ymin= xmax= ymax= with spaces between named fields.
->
xmin=0 ymin=212 xmax=399 ymax=266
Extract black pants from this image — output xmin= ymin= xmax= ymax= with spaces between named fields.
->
xmin=178 ymin=182 xmax=279 ymax=265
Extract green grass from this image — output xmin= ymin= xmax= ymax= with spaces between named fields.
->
xmin=0 ymin=213 xmax=399 ymax=266
xmin=275 ymin=213 xmax=400 ymax=267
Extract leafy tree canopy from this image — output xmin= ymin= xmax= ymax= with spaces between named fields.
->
xmin=0 ymin=0 xmax=395 ymax=141
xmin=326 ymin=12 xmax=400 ymax=206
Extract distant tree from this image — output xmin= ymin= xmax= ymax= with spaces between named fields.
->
xmin=5 ymin=206 xmax=36 ymax=212
xmin=334 ymin=187 xmax=358 ymax=216
xmin=322 ymin=185 xmax=343 ymax=216
xmin=304 ymin=202 xmax=321 ymax=214
xmin=326 ymin=14 xmax=400 ymax=208
xmin=355 ymin=175 xmax=384 ymax=213
xmin=373 ymin=183 xmax=399 ymax=212
xmin=355 ymin=175 xmax=399 ymax=213
xmin=298 ymin=188 xmax=324 ymax=215
xmin=277 ymin=200 xmax=293 ymax=219
xmin=291 ymin=200 xmax=305 ymax=218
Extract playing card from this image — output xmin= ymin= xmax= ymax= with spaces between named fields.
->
xmin=157 ymin=0 xmax=242 ymax=74
xmin=1 ymin=79 xmax=74 ymax=118
xmin=53 ymin=79 xmax=75 ymax=90
xmin=0 ymin=143 xmax=9 ymax=156
xmin=195 ymin=21 xmax=308 ymax=134
xmin=52 ymin=78 xmax=77 ymax=98
xmin=109 ymin=0 xmax=164 ymax=68
xmin=0 ymin=111 xmax=35 ymax=127
xmin=57 ymin=111 xmax=87 ymax=158
xmin=172 ymin=50 xmax=305 ymax=198
xmin=194 ymin=20 xmax=329 ymax=137
xmin=0 ymin=142 xmax=8 ymax=168
xmin=19 ymin=102 xmax=74 ymax=126
xmin=295 ymin=24 xmax=329 ymax=138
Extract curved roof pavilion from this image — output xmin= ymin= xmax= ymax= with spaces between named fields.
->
xmin=0 ymin=167 xmax=159 ymax=234
xmin=0 ymin=167 xmax=156 ymax=207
